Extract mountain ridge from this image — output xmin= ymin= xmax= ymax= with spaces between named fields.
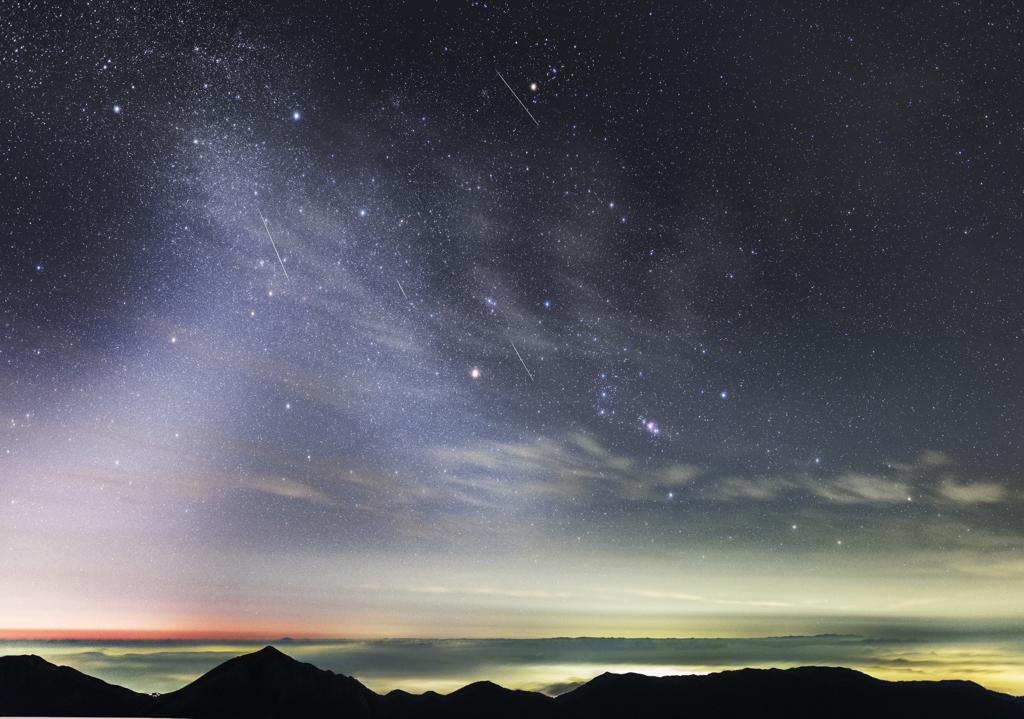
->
xmin=1 ymin=646 xmax=1022 ymax=718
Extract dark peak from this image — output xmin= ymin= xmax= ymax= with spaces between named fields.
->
xmin=554 ymin=669 xmax=661 ymax=704
xmin=254 ymin=645 xmax=289 ymax=658
xmin=217 ymin=645 xmax=301 ymax=671
xmin=450 ymin=679 xmax=506 ymax=694
xmin=383 ymin=688 xmax=418 ymax=699
xmin=148 ymin=646 xmax=381 ymax=719
xmin=449 ymin=679 xmax=557 ymax=704
xmin=382 ymin=677 xmax=558 ymax=719
xmin=177 ymin=645 xmax=287 ymax=677
xmin=0 ymin=653 xmax=48 ymax=667
xmin=0 ymin=652 xmax=135 ymax=688
xmin=182 ymin=644 xmax=328 ymax=684
xmin=556 ymin=667 xmax=1024 ymax=719
xmin=562 ymin=670 xmax=649 ymax=689
xmin=0 ymin=652 xmax=148 ymax=717
xmin=724 ymin=665 xmax=865 ymax=677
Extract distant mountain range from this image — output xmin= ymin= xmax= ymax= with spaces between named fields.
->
xmin=2 ymin=645 xmax=1022 ymax=718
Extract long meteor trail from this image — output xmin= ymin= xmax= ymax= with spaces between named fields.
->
xmin=397 ymin=279 xmax=409 ymax=300
xmin=496 ymin=69 xmax=539 ymax=127
xmin=258 ymin=208 xmax=290 ymax=282
xmin=510 ymin=340 xmax=534 ymax=381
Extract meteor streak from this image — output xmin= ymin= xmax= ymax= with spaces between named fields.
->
xmin=397 ymin=279 xmax=409 ymax=300
xmin=496 ymin=69 xmax=540 ymax=127
xmin=257 ymin=208 xmax=290 ymax=282
xmin=510 ymin=340 xmax=534 ymax=381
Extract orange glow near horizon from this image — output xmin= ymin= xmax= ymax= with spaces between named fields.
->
xmin=0 ymin=628 xmax=287 ymax=641
xmin=0 ymin=622 xmax=377 ymax=641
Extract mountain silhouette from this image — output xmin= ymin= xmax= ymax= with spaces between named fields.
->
xmin=383 ymin=680 xmax=559 ymax=718
xmin=553 ymin=666 xmax=1024 ymax=719
xmin=149 ymin=645 xmax=381 ymax=718
xmin=0 ymin=653 xmax=148 ymax=717
xmin=2 ymin=646 xmax=1022 ymax=718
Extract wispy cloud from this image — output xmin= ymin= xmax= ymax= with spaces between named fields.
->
xmin=243 ymin=475 xmax=336 ymax=506
xmin=433 ymin=433 xmax=700 ymax=504
xmin=937 ymin=479 xmax=1006 ymax=504
xmin=815 ymin=472 xmax=911 ymax=504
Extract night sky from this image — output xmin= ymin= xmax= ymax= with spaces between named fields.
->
xmin=2 ymin=0 xmax=1023 ymax=688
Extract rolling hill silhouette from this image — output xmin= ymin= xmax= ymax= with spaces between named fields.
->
xmin=2 ymin=645 xmax=1022 ymax=718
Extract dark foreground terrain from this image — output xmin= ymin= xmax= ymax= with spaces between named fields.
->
xmin=2 ymin=645 xmax=1022 ymax=718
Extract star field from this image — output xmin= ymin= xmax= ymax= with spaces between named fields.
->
xmin=1 ymin=0 xmax=1023 ymax=678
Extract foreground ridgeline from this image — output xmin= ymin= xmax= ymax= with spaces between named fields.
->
xmin=2 ymin=645 xmax=1023 ymax=718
